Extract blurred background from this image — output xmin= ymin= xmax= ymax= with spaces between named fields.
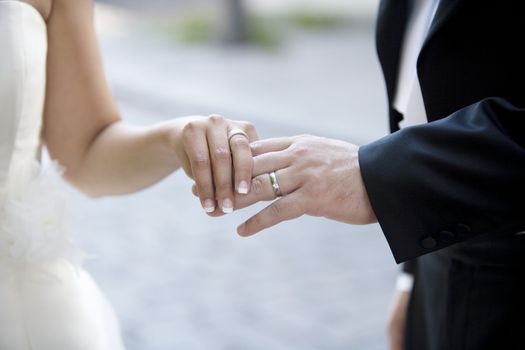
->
xmin=67 ymin=1 xmax=398 ymax=349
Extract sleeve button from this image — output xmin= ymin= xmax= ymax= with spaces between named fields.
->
xmin=438 ymin=230 xmax=456 ymax=243
xmin=420 ymin=236 xmax=437 ymax=249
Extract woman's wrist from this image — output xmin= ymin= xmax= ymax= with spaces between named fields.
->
xmin=154 ymin=118 xmax=188 ymax=166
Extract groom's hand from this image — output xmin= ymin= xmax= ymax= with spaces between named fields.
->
xmin=233 ymin=135 xmax=377 ymax=236
xmin=172 ymin=115 xmax=258 ymax=215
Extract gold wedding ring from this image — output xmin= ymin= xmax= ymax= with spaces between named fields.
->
xmin=269 ymin=171 xmax=283 ymax=198
xmin=227 ymin=128 xmax=248 ymax=142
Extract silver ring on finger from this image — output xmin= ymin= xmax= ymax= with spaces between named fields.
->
xmin=228 ymin=128 xmax=248 ymax=142
xmin=268 ymin=171 xmax=283 ymax=198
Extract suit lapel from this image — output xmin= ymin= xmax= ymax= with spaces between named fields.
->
xmin=375 ymin=0 xmax=412 ymax=101
xmin=375 ymin=0 xmax=463 ymax=131
xmin=420 ymin=0 xmax=462 ymax=54
xmin=377 ymin=0 xmax=462 ymax=94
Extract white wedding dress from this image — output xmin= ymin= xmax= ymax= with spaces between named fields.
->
xmin=0 ymin=1 xmax=125 ymax=349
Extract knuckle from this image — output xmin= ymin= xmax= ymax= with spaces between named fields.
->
xmin=193 ymin=153 xmax=211 ymax=169
xmin=269 ymin=202 xmax=283 ymax=218
xmin=208 ymin=114 xmax=225 ymax=124
xmin=230 ymin=136 xmax=250 ymax=149
xmin=213 ymin=147 xmax=231 ymax=161
xmin=243 ymin=122 xmax=256 ymax=134
xmin=292 ymin=145 xmax=310 ymax=157
xmin=251 ymin=176 xmax=265 ymax=195
xmin=250 ymin=141 xmax=261 ymax=153
xmin=182 ymin=122 xmax=197 ymax=138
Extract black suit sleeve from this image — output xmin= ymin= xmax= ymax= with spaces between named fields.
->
xmin=358 ymin=97 xmax=525 ymax=263
xmin=401 ymin=260 xmax=417 ymax=275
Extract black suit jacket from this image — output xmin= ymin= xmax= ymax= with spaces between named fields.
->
xmin=359 ymin=0 xmax=525 ymax=264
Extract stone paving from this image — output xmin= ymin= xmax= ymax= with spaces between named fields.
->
xmin=65 ymin=4 xmax=398 ymax=350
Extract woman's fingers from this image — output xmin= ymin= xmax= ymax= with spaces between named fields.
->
xmin=228 ymin=120 xmax=260 ymax=195
xmin=229 ymin=130 xmax=253 ymax=195
xmin=190 ymin=182 xmax=228 ymax=217
xmin=182 ymin=122 xmax=215 ymax=213
xmin=183 ymin=115 xmax=261 ymax=214
xmin=207 ymin=115 xmax=234 ymax=214
xmin=202 ymin=116 xmax=259 ymax=214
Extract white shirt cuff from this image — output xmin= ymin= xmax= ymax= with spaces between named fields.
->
xmin=395 ymin=272 xmax=414 ymax=292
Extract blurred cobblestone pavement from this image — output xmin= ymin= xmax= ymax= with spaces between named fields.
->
xmin=66 ymin=3 xmax=398 ymax=350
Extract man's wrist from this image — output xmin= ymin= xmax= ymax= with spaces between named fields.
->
xmin=355 ymin=147 xmax=377 ymax=223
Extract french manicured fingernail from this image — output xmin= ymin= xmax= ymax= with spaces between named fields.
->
xmin=203 ymin=199 xmax=215 ymax=213
xmin=238 ymin=181 xmax=249 ymax=194
xmin=222 ymin=198 xmax=233 ymax=214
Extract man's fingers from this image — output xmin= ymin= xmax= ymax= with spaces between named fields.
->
xmin=237 ymin=191 xmax=305 ymax=237
xmin=234 ymin=167 xmax=298 ymax=210
xmin=183 ymin=124 xmax=216 ymax=213
xmin=252 ymin=150 xmax=291 ymax=177
xmin=250 ymin=137 xmax=293 ymax=156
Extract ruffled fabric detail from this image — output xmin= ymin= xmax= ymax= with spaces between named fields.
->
xmin=0 ymin=161 xmax=85 ymax=268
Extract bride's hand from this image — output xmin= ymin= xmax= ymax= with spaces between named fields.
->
xmin=169 ymin=115 xmax=258 ymax=215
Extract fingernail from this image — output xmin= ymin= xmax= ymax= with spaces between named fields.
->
xmin=222 ymin=198 xmax=233 ymax=214
xmin=203 ymin=199 xmax=215 ymax=213
xmin=238 ymin=181 xmax=249 ymax=194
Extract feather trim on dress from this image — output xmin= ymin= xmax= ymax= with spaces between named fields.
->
xmin=0 ymin=161 xmax=85 ymax=268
